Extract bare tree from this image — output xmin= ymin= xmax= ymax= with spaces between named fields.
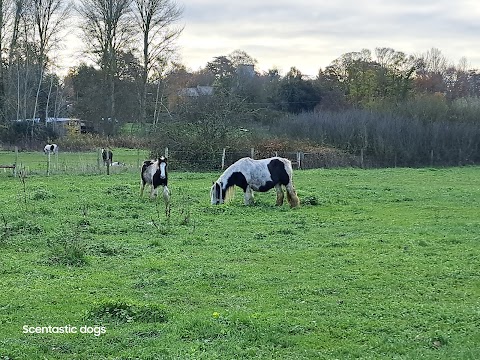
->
xmin=415 ymin=48 xmax=450 ymax=94
xmin=228 ymin=49 xmax=257 ymax=68
xmin=32 ymin=0 xmax=71 ymax=69
xmin=132 ymin=0 xmax=183 ymax=124
xmin=0 ymin=0 xmax=16 ymax=121
xmin=77 ymin=0 xmax=134 ymax=124
xmin=423 ymin=47 xmax=449 ymax=74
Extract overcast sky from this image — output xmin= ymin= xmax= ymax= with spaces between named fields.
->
xmin=175 ymin=0 xmax=480 ymax=76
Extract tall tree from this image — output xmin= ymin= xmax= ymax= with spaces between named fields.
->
xmin=276 ymin=67 xmax=321 ymax=113
xmin=415 ymin=48 xmax=449 ymax=94
xmin=0 ymin=0 xmax=12 ymax=120
xmin=31 ymin=0 xmax=70 ymax=123
xmin=206 ymin=56 xmax=235 ymax=92
xmin=77 ymin=0 xmax=133 ymax=127
xmin=228 ymin=49 xmax=257 ymax=68
xmin=132 ymin=0 xmax=183 ymax=124
xmin=32 ymin=0 xmax=70 ymax=69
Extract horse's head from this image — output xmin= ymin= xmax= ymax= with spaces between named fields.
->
xmin=158 ymin=156 xmax=167 ymax=179
xmin=210 ymin=181 xmax=224 ymax=205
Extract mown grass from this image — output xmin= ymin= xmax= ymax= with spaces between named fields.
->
xmin=0 ymin=164 xmax=479 ymax=359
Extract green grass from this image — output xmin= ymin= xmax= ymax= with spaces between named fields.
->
xmin=0 ymin=164 xmax=479 ymax=359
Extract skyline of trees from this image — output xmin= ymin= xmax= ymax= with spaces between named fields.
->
xmin=0 ymin=0 xmax=184 ymax=128
xmin=1 ymin=0 xmax=480 ymax=151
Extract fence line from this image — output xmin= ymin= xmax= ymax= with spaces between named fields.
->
xmin=164 ymin=147 xmax=478 ymax=171
xmin=1 ymin=146 xmax=478 ymax=177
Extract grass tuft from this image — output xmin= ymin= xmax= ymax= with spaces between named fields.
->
xmin=87 ymin=301 xmax=168 ymax=324
xmin=47 ymin=229 xmax=89 ymax=266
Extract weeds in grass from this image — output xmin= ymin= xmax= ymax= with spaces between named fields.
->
xmin=0 ymin=214 xmax=10 ymax=243
xmin=302 ymin=195 xmax=319 ymax=205
xmin=31 ymin=189 xmax=56 ymax=201
xmin=10 ymin=218 xmax=42 ymax=236
xmin=150 ymin=220 xmax=171 ymax=236
xmin=179 ymin=206 xmax=190 ymax=225
xmin=104 ymin=184 xmax=133 ymax=196
xmin=47 ymin=229 xmax=88 ymax=266
xmin=47 ymin=207 xmax=90 ymax=266
xmin=17 ymin=168 xmax=27 ymax=211
xmin=165 ymin=202 xmax=171 ymax=219
xmin=93 ymin=242 xmax=122 ymax=256
xmin=152 ymin=195 xmax=171 ymax=220
xmin=87 ymin=301 xmax=168 ymax=324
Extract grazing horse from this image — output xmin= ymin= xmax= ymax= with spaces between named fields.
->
xmin=211 ymin=157 xmax=300 ymax=208
xmin=101 ymin=148 xmax=113 ymax=165
xmin=140 ymin=156 xmax=170 ymax=203
xmin=43 ymin=144 xmax=58 ymax=154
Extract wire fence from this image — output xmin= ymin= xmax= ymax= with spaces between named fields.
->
xmin=159 ymin=146 xmax=476 ymax=171
xmin=0 ymin=146 xmax=477 ymax=178
xmin=0 ymin=148 xmax=148 ymax=176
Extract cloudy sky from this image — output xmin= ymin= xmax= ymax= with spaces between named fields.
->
xmin=176 ymin=0 xmax=480 ymax=76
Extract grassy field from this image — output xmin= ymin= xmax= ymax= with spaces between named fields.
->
xmin=0 ymin=161 xmax=479 ymax=359
xmin=0 ymin=148 xmax=149 ymax=175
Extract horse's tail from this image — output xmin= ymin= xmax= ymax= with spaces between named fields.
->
xmin=283 ymin=158 xmax=300 ymax=208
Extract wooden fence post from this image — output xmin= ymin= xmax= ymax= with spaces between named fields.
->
xmin=14 ymin=146 xmax=18 ymax=177
xmin=221 ymin=148 xmax=226 ymax=169
xmin=250 ymin=147 xmax=255 ymax=159
xmin=296 ymin=152 xmax=303 ymax=169
xmin=360 ymin=149 xmax=364 ymax=169
xmin=97 ymin=148 xmax=102 ymax=171
xmin=47 ymin=152 xmax=51 ymax=176
xmin=430 ymin=149 xmax=434 ymax=167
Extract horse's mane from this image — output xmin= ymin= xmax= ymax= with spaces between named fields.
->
xmin=223 ymin=185 xmax=235 ymax=203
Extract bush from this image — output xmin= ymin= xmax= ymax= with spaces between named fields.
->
xmin=149 ymin=94 xmax=258 ymax=170
xmin=0 ymin=122 xmax=58 ymax=147
xmin=271 ymin=109 xmax=480 ymax=167
xmin=56 ymin=133 xmax=149 ymax=151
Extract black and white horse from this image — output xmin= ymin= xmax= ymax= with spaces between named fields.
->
xmin=43 ymin=144 xmax=58 ymax=154
xmin=211 ymin=157 xmax=300 ymax=208
xmin=140 ymin=156 xmax=170 ymax=203
xmin=101 ymin=148 xmax=113 ymax=165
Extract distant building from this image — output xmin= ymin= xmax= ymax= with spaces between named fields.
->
xmin=13 ymin=117 xmax=87 ymax=136
xmin=46 ymin=118 xmax=87 ymax=136
xmin=178 ymin=85 xmax=214 ymax=97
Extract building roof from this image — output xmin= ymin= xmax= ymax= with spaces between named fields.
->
xmin=179 ymin=85 xmax=214 ymax=97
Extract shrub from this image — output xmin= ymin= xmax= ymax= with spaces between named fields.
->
xmin=271 ymin=109 xmax=480 ymax=167
xmin=56 ymin=133 xmax=149 ymax=151
xmin=0 ymin=122 xmax=58 ymax=147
